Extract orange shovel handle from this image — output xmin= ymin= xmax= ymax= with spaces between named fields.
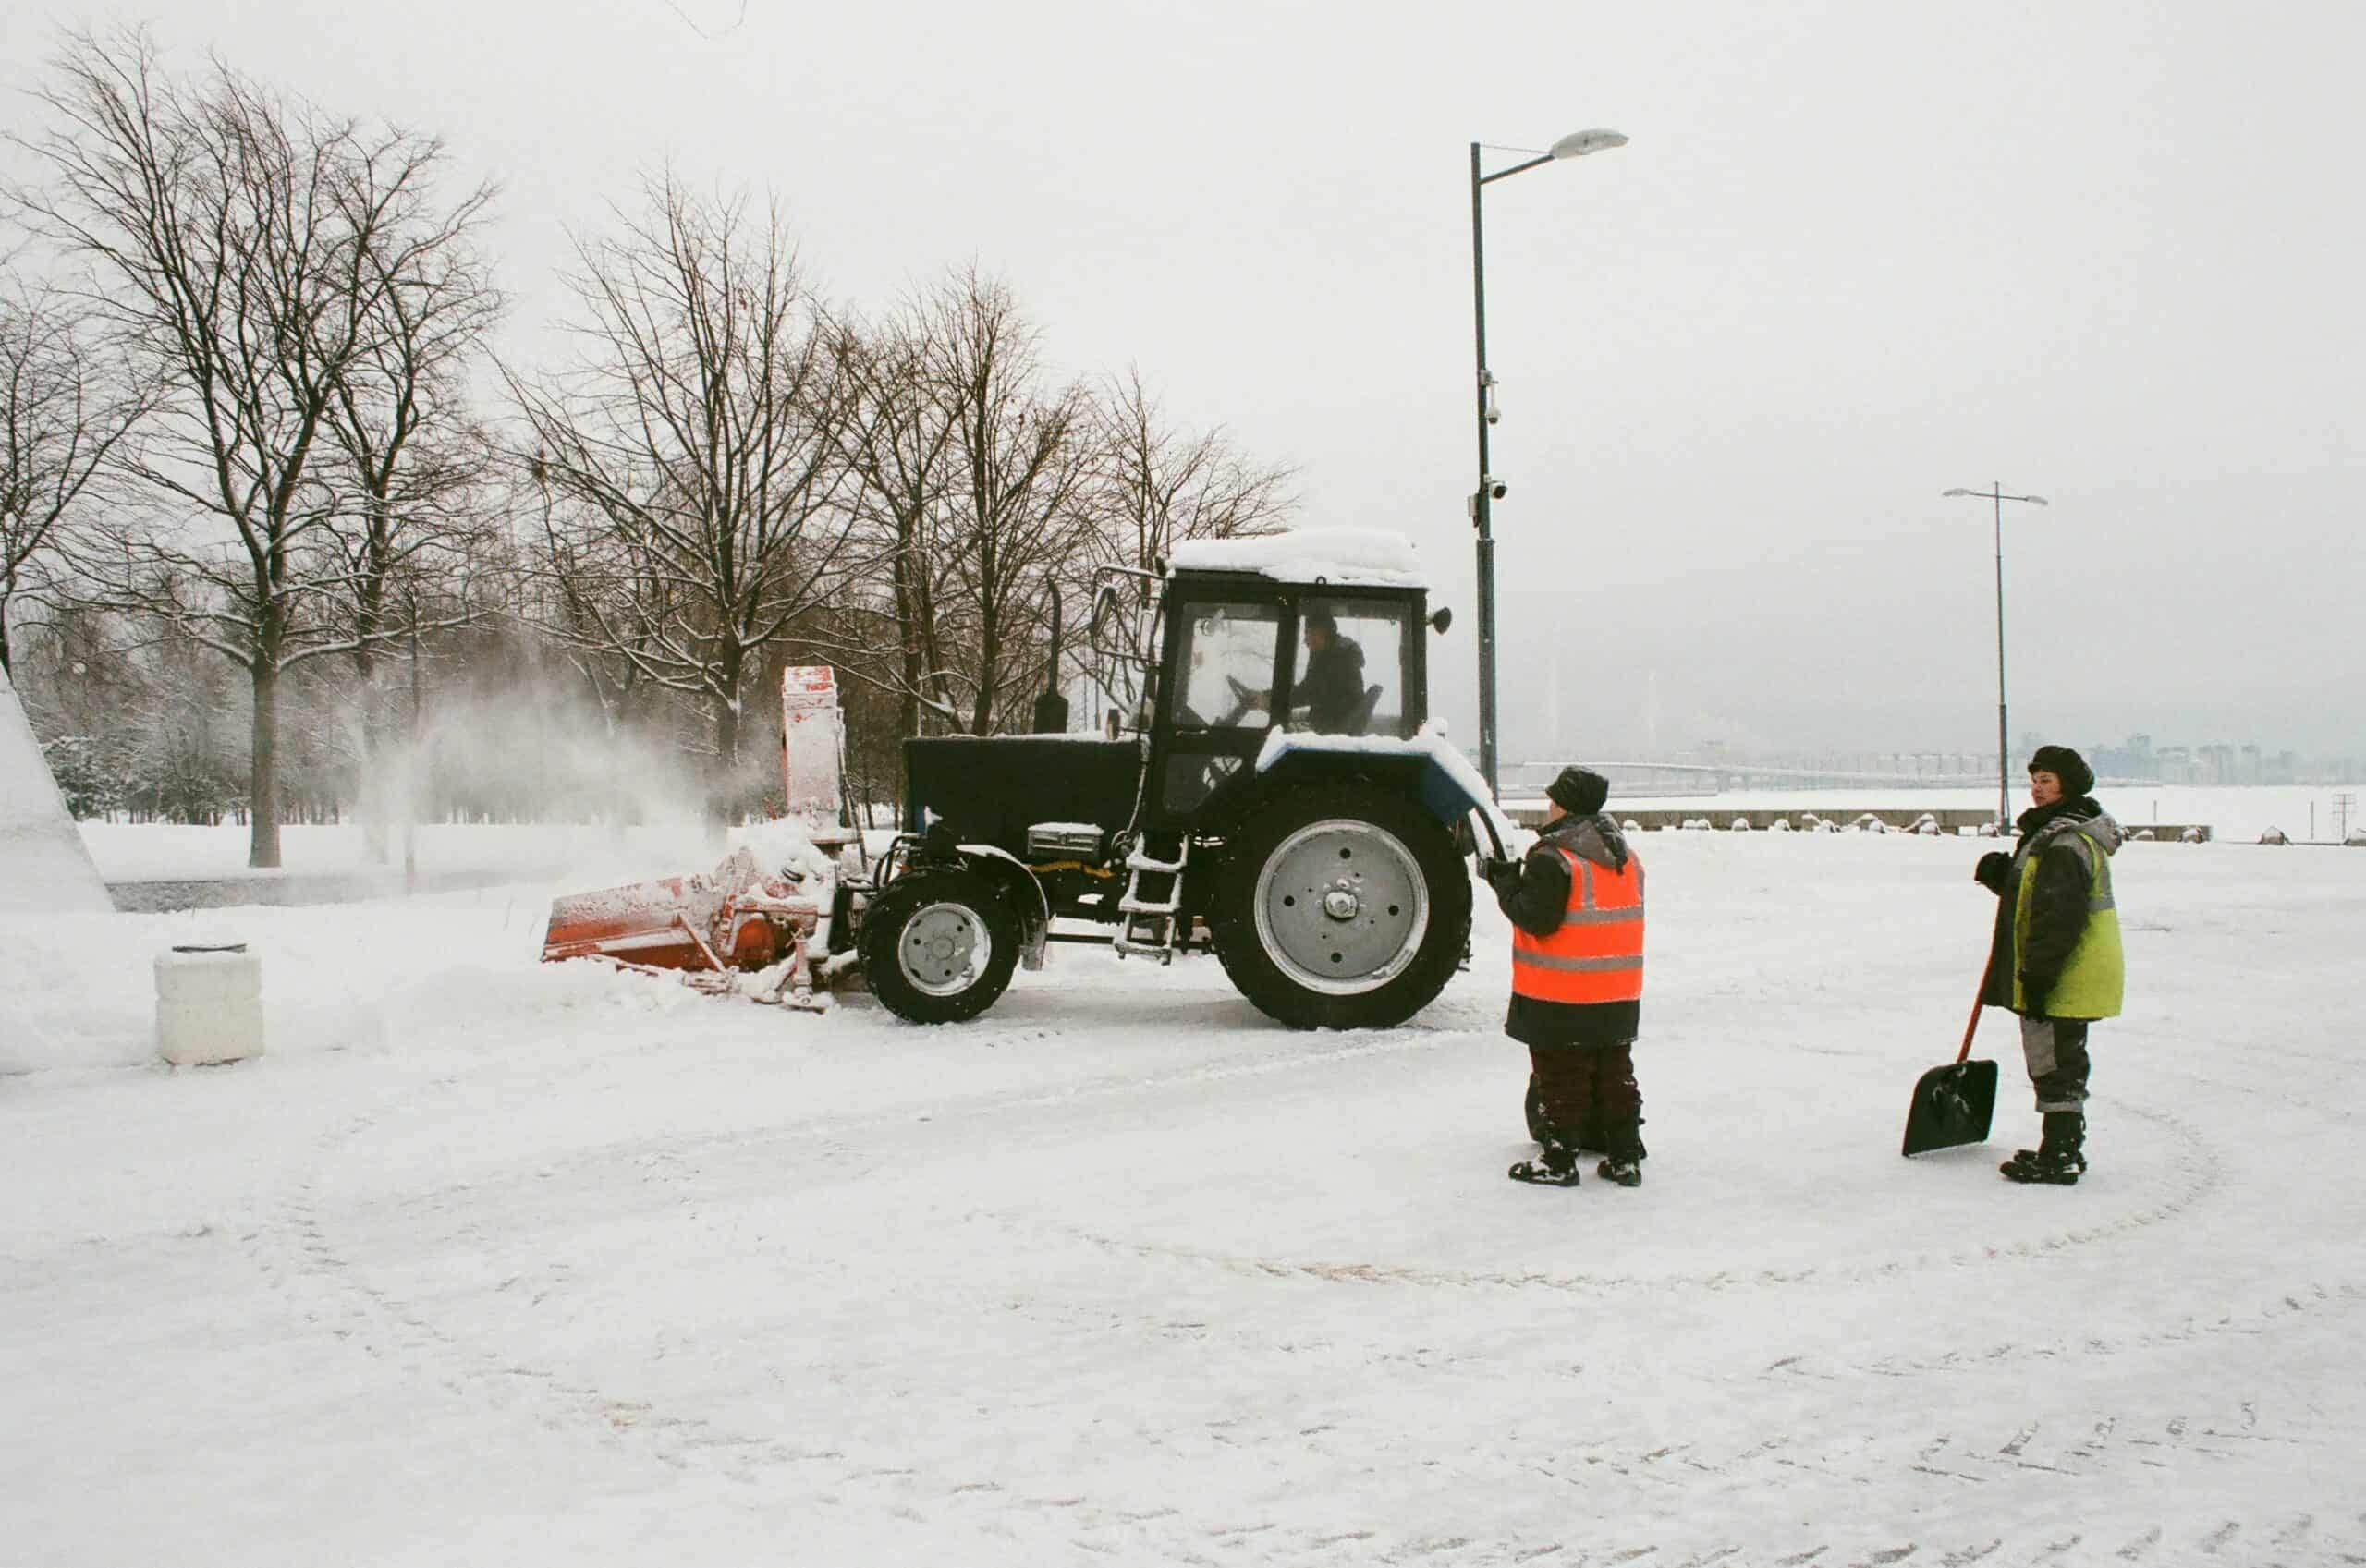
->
xmin=1957 ymin=955 xmax=1994 ymax=1064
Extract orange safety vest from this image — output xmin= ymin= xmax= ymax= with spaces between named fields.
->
xmin=1510 ymin=845 xmax=1645 ymax=1005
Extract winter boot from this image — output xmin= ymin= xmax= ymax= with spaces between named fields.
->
xmin=1594 ymin=1120 xmax=1645 ymax=1187
xmin=1509 ymin=1139 xmax=1580 ymax=1186
xmin=2001 ymin=1112 xmax=2086 ymax=1185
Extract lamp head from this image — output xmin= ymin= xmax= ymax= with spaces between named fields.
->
xmin=1551 ymin=128 xmax=1628 ymax=159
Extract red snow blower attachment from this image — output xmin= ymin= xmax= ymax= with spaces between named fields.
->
xmin=540 ymin=667 xmax=863 ymax=1009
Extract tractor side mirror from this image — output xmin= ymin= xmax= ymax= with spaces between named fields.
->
xmin=1430 ymin=606 xmax=1454 ymax=634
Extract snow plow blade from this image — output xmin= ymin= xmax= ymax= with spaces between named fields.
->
xmin=540 ymin=837 xmax=838 ymax=1006
xmin=543 ymin=870 xmax=762 ymax=975
xmin=541 ymin=668 xmax=860 ymax=1010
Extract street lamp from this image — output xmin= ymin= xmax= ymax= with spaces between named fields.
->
xmin=1944 ymin=483 xmax=2050 ymax=827
xmin=1470 ymin=128 xmax=1626 ymax=800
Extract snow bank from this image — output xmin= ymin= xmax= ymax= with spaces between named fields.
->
xmin=0 ymin=883 xmax=562 ymax=1075
xmin=0 ymin=664 xmax=111 ymax=914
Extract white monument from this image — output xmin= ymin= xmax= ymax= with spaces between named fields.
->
xmin=0 ymin=662 xmax=113 ymax=913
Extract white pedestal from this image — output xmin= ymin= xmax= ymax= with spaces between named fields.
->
xmin=155 ymin=944 xmax=265 ymax=1066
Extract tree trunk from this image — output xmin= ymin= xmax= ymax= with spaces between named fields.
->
xmin=713 ymin=689 xmax=741 ymax=828
xmin=970 ymin=617 xmax=1002 ymax=735
xmin=248 ymin=658 xmax=283 ymax=869
xmin=0 ymin=594 xmax=11 ymax=676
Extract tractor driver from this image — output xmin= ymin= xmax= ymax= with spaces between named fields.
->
xmin=1293 ymin=608 xmax=1367 ymax=733
xmin=1237 ymin=607 xmax=1369 ymax=732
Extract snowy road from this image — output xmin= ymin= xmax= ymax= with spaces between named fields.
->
xmin=5 ymin=834 xmax=2362 ymax=1564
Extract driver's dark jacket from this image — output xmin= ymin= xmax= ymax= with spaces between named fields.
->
xmin=1296 ymin=635 xmax=1366 ymax=732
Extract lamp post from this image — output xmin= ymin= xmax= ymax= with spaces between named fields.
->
xmin=1470 ymin=128 xmax=1625 ymax=801
xmin=1944 ymin=483 xmax=2049 ymax=827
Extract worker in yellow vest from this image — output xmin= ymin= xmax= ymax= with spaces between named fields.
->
xmin=1485 ymin=766 xmax=1647 ymax=1187
xmin=1974 ymin=745 xmax=2127 ymax=1185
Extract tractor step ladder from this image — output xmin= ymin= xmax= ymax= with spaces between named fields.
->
xmin=1114 ymin=833 xmax=1189 ymax=964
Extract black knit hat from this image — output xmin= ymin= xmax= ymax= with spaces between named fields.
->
xmin=2028 ymin=745 xmax=2094 ymax=797
xmin=1547 ymin=765 xmax=1609 ymax=816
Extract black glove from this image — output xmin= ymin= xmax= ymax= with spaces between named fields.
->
xmin=1483 ymin=857 xmax=1523 ymax=893
xmin=2018 ymin=970 xmax=2055 ymax=1015
xmin=1974 ymin=851 xmax=2010 ymax=893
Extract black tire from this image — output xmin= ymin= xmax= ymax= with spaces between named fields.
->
xmin=860 ymin=864 xmax=1022 ymax=1024
xmin=1210 ymin=783 xmax=1472 ymax=1029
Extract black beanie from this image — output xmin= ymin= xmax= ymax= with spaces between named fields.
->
xmin=1547 ymin=765 xmax=1610 ymax=816
xmin=2028 ymin=745 xmax=2094 ymax=797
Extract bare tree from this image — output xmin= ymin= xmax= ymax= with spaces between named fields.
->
xmin=1092 ymin=365 xmax=1294 ymax=574
xmin=1085 ymin=365 xmax=1296 ymax=711
xmin=0 ymin=275 xmax=148 ymax=675
xmin=922 ymin=267 xmax=1095 ymax=735
xmin=510 ymin=176 xmax=856 ymax=813
xmin=822 ymin=303 xmax=966 ymax=737
xmin=324 ymin=196 xmax=502 ymax=855
xmin=11 ymin=28 xmax=498 ymax=866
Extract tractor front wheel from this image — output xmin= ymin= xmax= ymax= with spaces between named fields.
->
xmin=860 ymin=864 xmax=1022 ymax=1024
xmin=1211 ymin=784 xmax=1472 ymax=1029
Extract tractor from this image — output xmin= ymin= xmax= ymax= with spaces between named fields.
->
xmin=543 ymin=528 xmax=1513 ymax=1030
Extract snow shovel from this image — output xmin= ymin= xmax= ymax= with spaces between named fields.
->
xmin=1900 ymin=963 xmax=2000 ymax=1156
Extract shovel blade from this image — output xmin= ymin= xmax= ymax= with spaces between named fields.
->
xmin=1901 ymin=1058 xmax=1999 ymax=1157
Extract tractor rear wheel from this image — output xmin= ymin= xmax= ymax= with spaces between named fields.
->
xmin=1211 ymin=783 xmax=1471 ymax=1029
xmin=860 ymin=864 xmax=1022 ymax=1024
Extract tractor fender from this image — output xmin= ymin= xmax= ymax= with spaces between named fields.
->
xmin=1247 ymin=733 xmax=1514 ymax=859
xmin=957 ymin=843 xmax=1052 ymax=971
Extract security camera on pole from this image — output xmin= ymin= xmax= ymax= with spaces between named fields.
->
xmin=1469 ymin=128 xmax=1625 ymax=800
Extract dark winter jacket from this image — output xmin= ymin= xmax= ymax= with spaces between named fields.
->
xmin=1297 ymin=635 xmax=1367 ymax=733
xmin=1493 ymin=812 xmax=1641 ymax=1048
xmin=1978 ymin=796 xmax=2126 ymax=1015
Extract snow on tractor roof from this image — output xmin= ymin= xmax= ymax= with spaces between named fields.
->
xmin=1167 ymin=528 xmax=1427 ymax=589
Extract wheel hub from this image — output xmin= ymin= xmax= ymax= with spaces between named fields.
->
xmin=898 ymin=902 xmax=987 ymax=996
xmin=1251 ymin=819 xmax=1431 ymax=996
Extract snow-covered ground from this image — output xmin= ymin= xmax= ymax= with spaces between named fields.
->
xmin=77 ymin=819 xmax=733 ymax=886
xmin=5 ymin=828 xmax=2363 ymax=1563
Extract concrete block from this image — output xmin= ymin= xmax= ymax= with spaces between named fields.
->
xmin=155 ymin=944 xmax=264 ymax=1066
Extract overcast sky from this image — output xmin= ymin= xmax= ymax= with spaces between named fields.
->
xmin=6 ymin=0 xmax=2360 ymax=761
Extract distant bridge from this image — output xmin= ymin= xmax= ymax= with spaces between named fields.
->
xmin=1501 ymin=760 xmax=2142 ymax=793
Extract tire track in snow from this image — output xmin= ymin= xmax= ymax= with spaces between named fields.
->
xmin=997 ymin=1086 xmax=2233 ymax=1305
xmin=235 ymin=1059 xmax=831 ymax=1485
xmin=227 ymin=963 xmax=2366 ymax=1562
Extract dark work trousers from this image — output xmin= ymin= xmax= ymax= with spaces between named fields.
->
xmin=1529 ymin=1039 xmax=1643 ymax=1151
xmin=2018 ymin=1016 xmax=2092 ymax=1113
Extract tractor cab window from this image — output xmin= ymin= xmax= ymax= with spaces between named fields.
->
xmin=1169 ymin=601 xmax=1282 ymax=731
xmin=1287 ymin=601 xmax=1410 ymax=737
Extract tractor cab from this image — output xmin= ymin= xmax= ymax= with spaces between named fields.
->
xmin=1143 ymin=574 xmax=1430 ymax=827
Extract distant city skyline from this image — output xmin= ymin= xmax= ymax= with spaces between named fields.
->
xmin=1503 ymin=727 xmax=2360 ymax=786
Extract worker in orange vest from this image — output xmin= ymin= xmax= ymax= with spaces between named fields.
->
xmin=1484 ymin=766 xmax=1647 ymax=1187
